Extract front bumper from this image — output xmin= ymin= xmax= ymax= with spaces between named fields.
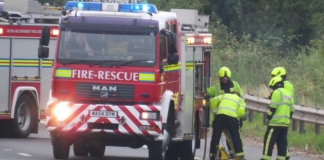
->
xmin=46 ymin=102 xmax=162 ymax=136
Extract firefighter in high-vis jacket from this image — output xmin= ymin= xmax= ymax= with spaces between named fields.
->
xmin=209 ymin=91 xmax=246 ymax=160
xmin=270 ymin=67 xmax=294 ymax=160
xmin=261 ymin=76 xmax=294 ymax=160
xmin=206 ymin=66 xmax=245 ymax=156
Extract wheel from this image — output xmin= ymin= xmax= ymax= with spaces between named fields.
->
xmin=179 ymin=117 xmax=197 ymax=160
xmin=148 ymin=130 xmax=169 ymax=160
xmin=179 ymin=140 xmax=195 ymax=160
xmin=52 ymin=136 xmax=70 ymax=159
xmin=148 ymin=141 xmax=163 ymax=160
xmin=165 ymin=142 xmax=179 ymax=160
xmin=11 ymin=95 xmax=36 ymax=138
xmin=88 ymin=142 xmax=105 ymax=157
xmin=73 ymin=139 xmax=88 ymax=156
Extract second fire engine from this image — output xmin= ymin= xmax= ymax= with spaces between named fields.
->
xmin=39 ymin=0 xmax=213 ymax=159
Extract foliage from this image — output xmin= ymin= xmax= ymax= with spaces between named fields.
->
xmin=242 ymin=113 xmax=324 ymax=154
xmin=210 ymin=20 xmax=324 ymax=108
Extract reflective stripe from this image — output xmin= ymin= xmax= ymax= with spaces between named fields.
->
xmin=55 ymin=68 xmax=72 ymax=78
xmin=223 ymin=97 xmax=240 ymax=104
xmin=272 ymin=115 xmax=290 ymax=119
xmin=264 ymin=128 xmax=274 ymax=158
xmin=235 ymin=152 xmax=244 ymax=156
xmin=276 ymin=156 xmax=286 ymax=160
xmin=213 ymin=106 xmax=237 ymax=116
xmin=215 ymin=84 xmax=219 ymax=96
xmin=262 ymin=155 xmax=271 ymax=160
xmin=139 ymin=72 xmax=155 ymax=82
xmin=271 ymin=89 xmax=292 ymax=110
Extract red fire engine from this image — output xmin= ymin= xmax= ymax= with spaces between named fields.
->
xmin=39 ymin=0 xmax=213 ymax=159
xmin=0 ymin=0 xmax=60 ymax=138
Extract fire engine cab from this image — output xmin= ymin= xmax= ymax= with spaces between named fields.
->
xmin=39 ymin=0 xmax=213 ymax=159
xmin=0 ymin=0 xmax=60 ymax=138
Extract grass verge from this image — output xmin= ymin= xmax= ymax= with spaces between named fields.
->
xmin=241 ymin=112 xmax=324 ymax=155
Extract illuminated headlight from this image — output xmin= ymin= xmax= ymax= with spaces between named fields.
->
xmin=53 ymin=103 xmax=70 ymax=121
xmin=204 ymin=37 xmax=212 ymax=44
xmin=140 ymin=111 xmax=159 ymax=120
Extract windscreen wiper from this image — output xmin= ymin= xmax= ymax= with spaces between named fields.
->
xmin=60 ymin=60 xmax=94 ymax=65
xmin=89 ymin=60 xmax=120 ymax=67
xmin=116 ymin=60 xmax=154 ymax=68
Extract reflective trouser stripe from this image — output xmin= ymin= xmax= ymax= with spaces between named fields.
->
xmin=262 ymin=155 xmax=271 ymax=160
xmin=235 ymin=152 xmax=244 ymax=156
xmin=276 ymin=156 xmax=286 ymax=160
xmin=263 ymin=128 xmax=274 ymax=159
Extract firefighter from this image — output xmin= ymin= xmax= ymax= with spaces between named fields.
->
xmin=261 ymin=76 xmax=294 ymax=160
xmin=206 ymin=66 xmax=245 ymax=156
xmin=209 ymin=91 xmax=246 ymax=160
xmin=270 ymin=67 xmax=294 ymax=160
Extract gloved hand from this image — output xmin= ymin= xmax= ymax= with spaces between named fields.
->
xmin=241 ymin=112 xmax=248 ymax=121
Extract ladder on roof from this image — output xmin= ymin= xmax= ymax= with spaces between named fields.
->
xmin=1 ymin=0 xmax=62 ymax=24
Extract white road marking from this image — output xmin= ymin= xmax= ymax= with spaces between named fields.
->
xmin=18 ymin=153 xmax=32 ymax=156
xmin=40 ymin=120 xmax=46 ymax=124
xmin=142 ymin=145 xmax=202 ymax=159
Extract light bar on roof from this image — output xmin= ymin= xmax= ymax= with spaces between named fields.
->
xmin=64 ymin=1 xmax=158 ymax=14
xmin=118 ymin=4 xmax=157 ymax=13
xmin=65 ymin=1 xmax=102 ymax=11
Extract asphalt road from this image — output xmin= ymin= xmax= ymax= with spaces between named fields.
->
xmin=0 ymin=123 xmax=313 ymax=160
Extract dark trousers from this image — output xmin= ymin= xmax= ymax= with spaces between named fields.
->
xmin=226 ymin=118 xmax=243 ymax=153
xmin=209 ymin=114 xmax=243 ymax=156
xmin=262 ymin=126 xmax=288 ymax=159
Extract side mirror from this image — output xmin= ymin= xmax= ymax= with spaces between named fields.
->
xmin=167 ymin=53 xmax=179 ymax=65
xmin=166 ymin=32 xmax=178 ymax=54
xmin=38 ymin=46 xmax=49 ymax=58
xmin=41 ymin=26 xmax=50 ymax=46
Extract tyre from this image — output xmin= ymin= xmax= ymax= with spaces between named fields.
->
xmin=165 ymin=142 xmax=180 ymax=160
xmin=52 ymin=136 xmax=70 ymax=159
xmin=11 ymin=95 xmax=36 ymax=138
xmin=73 ymin=139 xmax=88 ymax=156
xmin=179 ymin=140 xmax=195 ymax=160
xmin=148 ymin=141 xmax=163 ymax=160
xmin=88 ymin=142 xmax=105 ymax=157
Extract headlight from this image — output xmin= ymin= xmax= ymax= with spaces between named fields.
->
xmin=140 ymin=111 xmax=159 ymax=120
xmin=53 ymin=103 xmax=70 ymax=121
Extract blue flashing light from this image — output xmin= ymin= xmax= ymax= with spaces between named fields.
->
xmin=118 ymin=4 xmax=158 ymax=14
xmin=64 ymin=1 xmax=158 ymax=14
xmin=65 ymin=1 xmax=102 ymax=11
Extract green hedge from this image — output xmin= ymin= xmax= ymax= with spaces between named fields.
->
xmin=210 ymin=24 xmax=324 ymax=108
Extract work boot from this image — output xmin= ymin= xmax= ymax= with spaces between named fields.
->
xmin=229 ymin=150 xmax=234 ymax=158
xmin=285 ymin=157 xmax=290 ymax=160
xmin=209 ymin=153 xmax=216 ymax=160
xmin=235 ymin=156 xmax=245 ymax=160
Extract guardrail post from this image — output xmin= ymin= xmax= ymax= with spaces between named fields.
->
xmin=248 ymin=109 xmax=254 ymax=123
xmin=300 ymin=121 xmax=305 ymax=134
xmin=263 ymin=113 xmax=267 ymax=125
xmin=292 ymin=120 xmax=297 ymax=132
xmin=315 ymin=124 xmax=320 ymax=135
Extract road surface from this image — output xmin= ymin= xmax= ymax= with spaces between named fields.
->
xmin=0 ymin=123 xmax=315 ymax=160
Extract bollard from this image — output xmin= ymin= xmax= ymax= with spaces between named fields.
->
xmin=248 ymin=110 xmax=254 ymax=123
xmin=263 ymin=113 xmax=267 ymax=125
xmin=292 ymin=119 xmax=297 ymax=132
xmin=299 ymin=121 xmax=305 ymax=134
xmin=315 ymin=124 xmax=320 ymax=135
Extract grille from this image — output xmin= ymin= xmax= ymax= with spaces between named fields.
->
xmin=75 ymin=83 xmax=134 ymax=100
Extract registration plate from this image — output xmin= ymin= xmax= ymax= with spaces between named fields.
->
xmin=90 ymin=110 xmax=117 ymax=118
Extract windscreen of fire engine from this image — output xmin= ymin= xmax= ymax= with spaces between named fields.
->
xmin=57 ymin=29 xmax=156 ymax=66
